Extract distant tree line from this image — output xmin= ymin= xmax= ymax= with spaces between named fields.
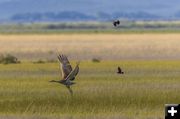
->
xmin=10 ymin=11 xmax=161 ymax=22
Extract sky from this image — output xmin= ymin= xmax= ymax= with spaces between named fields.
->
xmin=0 ymin=0 xmax=180 ymax=19
xmin=0 ymin=0 xmax=12 ymax=3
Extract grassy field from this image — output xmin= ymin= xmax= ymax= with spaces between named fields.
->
xmin=1 ymin=21 xmax=180 ymax=34
xmin=0 ymin=61 xmax=180 ymax=119
xmin=0 ymin=34 xmax=180 ymax=60
xmin=0 ymin=33 xmax=180 ymax=119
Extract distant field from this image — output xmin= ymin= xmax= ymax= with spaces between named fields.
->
xmin=0 ymin=61 xmax=180 ymax=119
xmin=1 ymin=21 xmax=180 ymax=34
xmin=0 ymin=34 xmax=180 ymax=60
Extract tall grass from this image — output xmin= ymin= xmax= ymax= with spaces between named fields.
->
xmin=0 ymin=61 xmax=179 ymax=119
xmin=0 ymin=34 xmax=180 ymax=60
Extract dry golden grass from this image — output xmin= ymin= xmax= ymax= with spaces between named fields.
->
xmin=0 ymin=34 xmax=180 ymax=60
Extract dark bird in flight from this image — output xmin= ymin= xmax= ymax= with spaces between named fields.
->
xmin=50 ymin=54 xmax=80 ymax=95
xmin=113 ymin=20 xmax=120 ymax=27
xmin=117 ymin=66 xmax=124 ymax=74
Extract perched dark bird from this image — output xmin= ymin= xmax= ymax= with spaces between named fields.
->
xmin=50 ymin=54 xmax=80 ymax=95
xmin=113 ymin=20 xmax=120 ymax=27
xmin=117 ymin=66 xmax=124 ymax=74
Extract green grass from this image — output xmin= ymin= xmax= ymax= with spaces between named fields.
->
xmin=1 ymin=29 xmax=180 ymax=35
xmin=0 ymin=60 xmax=180 ymax=119
xmin=2 ymin=21 xmax=180 ymax=34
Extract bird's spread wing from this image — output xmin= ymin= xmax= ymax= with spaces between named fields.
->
xmin=118 ymin=67 xmax=121 ymax=72
xmin=58 ymin=54 xmax=72 ymax=79
xmin=65 ymin=62 xmax=79 ymax=81
xmin=113 ymin=22 xmax=116 ymax=26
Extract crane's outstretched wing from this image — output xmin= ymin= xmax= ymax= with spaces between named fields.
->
xmin=65 ymin=62 xmax=79 ymax=81
xmin=58 ymin=54 xmax=72 ymax=79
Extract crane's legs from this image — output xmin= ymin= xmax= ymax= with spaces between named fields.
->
xmin=66 ymin=85 xmax=73 ymax=96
